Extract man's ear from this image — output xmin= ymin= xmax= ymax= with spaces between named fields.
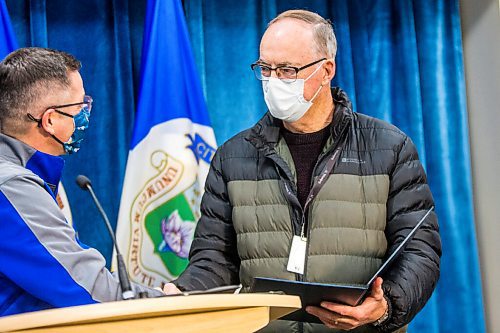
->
xmin=40 ymin=109 xmax=56 ymax=135
xmin=322 ymin=59 xmax=336 ymax=85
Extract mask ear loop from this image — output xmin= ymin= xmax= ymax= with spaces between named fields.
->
xmin=309 ymin=83 xmax=324 ymax=103
xmin=28 ymin=111 xmax=73 ymax=149
xmin=304 ymin=59 xmax=326 ymax=81
xmin=27 ymin=113 xmax=43 ymax=127
xmin=304 ymin=60 xmax=326 ymax=103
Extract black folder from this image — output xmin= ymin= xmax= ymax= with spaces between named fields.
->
xmin=250 ymin=207 xmax=434 ymax=323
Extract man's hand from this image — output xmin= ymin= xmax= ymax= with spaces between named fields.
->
xmin=163 ymin=283 xmax=182 ymax=295
xmin=305 ymin=277 xmax=388 ymax=330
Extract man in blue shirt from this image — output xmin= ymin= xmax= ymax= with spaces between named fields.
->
xmin=0 ymin=47 xmax=162 ymax=316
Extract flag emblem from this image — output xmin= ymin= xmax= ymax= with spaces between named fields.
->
xmin=186 ymin=133 xmax=216 ymax=164
xmin=126 ymin=150 xmax=205 ymax=283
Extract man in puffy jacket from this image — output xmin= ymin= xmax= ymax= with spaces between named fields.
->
xmin=165 ymin=9 xmax=441 ymax=333
xmin=0 ymin=47 xmax=163 ymax=317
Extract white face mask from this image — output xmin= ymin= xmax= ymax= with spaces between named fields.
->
xmin=262 ymin=61 xmax=324 ymax=123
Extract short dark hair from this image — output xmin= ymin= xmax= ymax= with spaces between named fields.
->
xmin=0 ymin=47 xmax=81 ymax=134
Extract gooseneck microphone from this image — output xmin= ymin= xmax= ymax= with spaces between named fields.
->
xmin=76 ymin=175 xmax=136 ymax=300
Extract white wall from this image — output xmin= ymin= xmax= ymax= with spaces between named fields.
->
xmin=460 ymin=0 xmax=500 ymax=332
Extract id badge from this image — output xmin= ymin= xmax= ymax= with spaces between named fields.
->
xmin=287 ymin=235 xmax=307 ymax=274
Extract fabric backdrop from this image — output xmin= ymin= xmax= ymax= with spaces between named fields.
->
xmin=4 ymin=0 xmax=484 ymax=332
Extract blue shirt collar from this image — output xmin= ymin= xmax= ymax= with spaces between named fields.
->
xmin=25 ymin=150 xmax=65 ymax=195
xmin=0 ymin=133 xmax=65 ymax=195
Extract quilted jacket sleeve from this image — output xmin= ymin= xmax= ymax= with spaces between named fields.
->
xmin=174 ymin=149 xmax=240 ymax=291
xmin=379 ymin=136 xmax=442 ymax=331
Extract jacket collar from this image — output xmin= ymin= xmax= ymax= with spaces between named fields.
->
xmin=246 ymin=87 xmax=354 ymax=150
xmin=0 ymin=133 xmax=64 ymax=194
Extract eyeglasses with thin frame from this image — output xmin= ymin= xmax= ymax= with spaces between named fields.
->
xmin=27 ymin=95 xmax=93 ymax=126
xmin=250 ymin=58 xmax=326 ymax=82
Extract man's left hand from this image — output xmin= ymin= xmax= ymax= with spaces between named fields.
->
xmin=305 ymin=277 xmax=388 ymax=330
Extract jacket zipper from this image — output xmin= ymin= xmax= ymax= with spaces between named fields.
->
xmin=269 ymin=154 xmax=306 ymax=283
xmin=302 ymin=120 xmax=350 ymax=280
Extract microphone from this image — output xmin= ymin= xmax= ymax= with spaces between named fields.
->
xmin=76 ymin=175 xmax=136 ymax=300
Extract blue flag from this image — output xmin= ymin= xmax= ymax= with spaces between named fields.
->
xmin=115 ymin=0 xmax=216 ymax=287
xmin=0 ymin=0 xmax=17 ymax=58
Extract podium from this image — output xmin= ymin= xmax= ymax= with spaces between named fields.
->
xmin=0 ymin=294 xmax=301 ymax=333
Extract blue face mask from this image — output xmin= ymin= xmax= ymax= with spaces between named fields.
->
xmin=55 ymin=105 xmax=91 ymax=154
xmin=27 ymin=95 xmax=93 ymax=154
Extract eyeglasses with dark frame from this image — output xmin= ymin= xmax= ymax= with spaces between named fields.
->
xmin=250 ymin=58 xmax=326 ymax=82
xmin=27 ymin=95 xmax=93 ymax=126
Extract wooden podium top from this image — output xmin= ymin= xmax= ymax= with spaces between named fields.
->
xmin=0 ymin=293 xmax=301 ymax=333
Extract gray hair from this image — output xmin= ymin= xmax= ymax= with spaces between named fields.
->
xmin=268 ymin=9 xmax=337 ymax=59
xmin=0 ymin=47 xmax=81 ymax=135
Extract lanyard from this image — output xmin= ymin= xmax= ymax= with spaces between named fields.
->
xmin=281 ymin=128 xmax=349 ymax=239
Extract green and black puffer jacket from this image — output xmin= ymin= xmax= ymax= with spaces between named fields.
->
xmin=175 ymin=88 xmax=441 ymax=332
